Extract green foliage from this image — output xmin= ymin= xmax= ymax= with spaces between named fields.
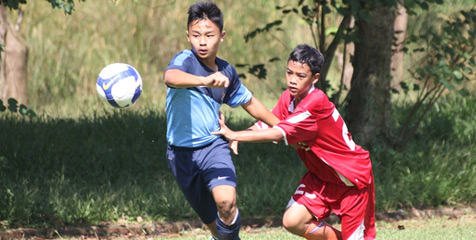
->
xmin=0 ymin=0 xmax=82 ymax=14
xmin=244 ymin=20 xmax=283 ymax=43
xmin=236 ymin=61 xmax=280 ymax=81
xmin=372 ymin=94 xmax=476 ymax=210
xmin=0 ymin=0 xmax=26 ymax=10
xmin=403 ymin=0 xmax=444 ymax=14
xmin=46 ymin=0 xmax=81 ymax=14
xmin=397 ymin=9 xmax=476 ymax=146
xmin=241 ymin=0 xmax=448 ymax=104
xmin=244 ymin=0 xmax=364 ymax=94
xmin=0 ymin=98 xmax=36 ymax=117
xmin=405 ymin=9 xmax=476 ymax=93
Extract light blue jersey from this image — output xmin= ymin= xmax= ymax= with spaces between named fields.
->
xmin=165 ymin=49 xmax=252 ymax=148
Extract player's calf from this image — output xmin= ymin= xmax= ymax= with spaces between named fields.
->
xmin=302 ymin=219 xmax=342 ymax=240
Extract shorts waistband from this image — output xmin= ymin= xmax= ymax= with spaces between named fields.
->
xmin=168 ymin=141 xmax=214 ymax=151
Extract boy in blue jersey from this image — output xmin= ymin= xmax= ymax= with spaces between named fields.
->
xmin=163 ymin=2 xmax=279 ymax=240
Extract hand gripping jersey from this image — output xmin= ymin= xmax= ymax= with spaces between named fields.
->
xmin=165 ymin=49 xmax=252 ymax=148
xmin=259 ymin=87 xmax=373 ymax=189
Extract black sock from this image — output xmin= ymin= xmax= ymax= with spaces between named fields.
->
xmin=216 ymin=209 xmax=241 ymax=240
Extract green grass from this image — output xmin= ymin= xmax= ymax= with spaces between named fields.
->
xmin=147 ymin=214 xmax=476 ymax=240
xmin=371 ymin=94 xmax=476 ymax=210
xmin=0 ymin=109 xmax=303 ymax=228
xmin=154 ymin=227 xmax=297 ymax=239
xmin=376 ymin=216 xmax=476 ymax=240
xmin=1 ymin=94 xmax=476 ymax=229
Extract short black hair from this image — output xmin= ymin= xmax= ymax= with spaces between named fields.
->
xmin=187 ymin=2 xmax=224 ymax=32
xmin=288 ymin=44 xmax=324 ymax=75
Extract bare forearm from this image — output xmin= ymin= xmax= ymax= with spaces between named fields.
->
xmin=163 ymin=69 xmax=205 ymax=88
xmin=164 ymin=69 xmax=230 ymax=88
xmin=213 ymin=112 xmax=283 ymax=143
xmin=242 ymin=96 xmax=280 ymax=127
xmin=228 ymin=128 xmax=283 ymax=142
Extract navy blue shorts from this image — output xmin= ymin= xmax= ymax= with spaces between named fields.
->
xmin=166 ymin=137 xmax=237 ymax=224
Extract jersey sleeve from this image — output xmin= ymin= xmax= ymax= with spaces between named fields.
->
xmin=226 ymin=84 xmax=252 ymax=108
xmin=165 ymin=50 xmax=193 ymax=73
xmin=223 ymin=65 xmax=252 ymax=108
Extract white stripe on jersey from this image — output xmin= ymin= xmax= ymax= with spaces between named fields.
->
xmin=255 ymin=122 xmax=269 ymax=130
xmin=286 ymin=110 xmax=311 ymax=124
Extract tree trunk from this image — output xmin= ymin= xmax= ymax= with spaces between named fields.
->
xmin=346 ymin=3 xmax=395 ymax=147
xmin=0 ymin=5 xmax=28 ymax=105
xmin=391 ymin=3 xmax=408 ymax=90
xmin=335 ymin=17 xmax=355 ymax=99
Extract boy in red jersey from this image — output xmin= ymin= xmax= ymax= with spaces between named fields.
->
xmin=213 ymin=44 xmax=376 ymax=240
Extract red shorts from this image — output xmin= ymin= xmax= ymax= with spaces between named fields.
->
xmin=289 ymin=172 xmax=376 ymax=240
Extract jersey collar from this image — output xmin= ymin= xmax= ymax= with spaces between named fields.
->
xmin=288 ymin=85 xmax=316 ymax=113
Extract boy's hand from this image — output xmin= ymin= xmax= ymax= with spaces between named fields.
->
xmin=213 ymin=113 xmax=239 ymax=154
xmin=290 ymin=141 xmax=311 ymax=151
xmin=228 ymin=140 xmax=239 ymax=155
xmin=213 ymin=112 xmax=233 ymax=139
xmin=203 ymin=72 xmax=230 ymax=88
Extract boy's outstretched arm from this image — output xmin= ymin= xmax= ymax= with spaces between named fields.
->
xmin=213 ymin=113 xmax=283 ymax=143
xmin=241 ymin=96 xmax=280 ymax=127
xmin=223 ymin=96 xmax=280 ymax=155
xmin=164 ymin=69 xmax=230 ymax=88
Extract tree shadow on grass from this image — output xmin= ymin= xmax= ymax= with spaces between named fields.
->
xmin=0 ymin=110 xmax=300 ymax=231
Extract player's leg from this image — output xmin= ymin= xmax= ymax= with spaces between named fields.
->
xmin=212 ymin=185 xmax=237 ymax=224
xmin=212 ymin=185 xmax=240 ymax=240
xmin=338 ymin=182 xmax=375 ymax=240
xmin=283 ymin=202 xmax=342 ymax=240
xmin=284 ymin=172 xmax=342 ymax=240
xmin=204 ymin=138 xmax=241 ymax=240
xmin=282 ymin=202 xmax=314 ymax=235
xmin=166 ymin=144 xmax=219 ymax=239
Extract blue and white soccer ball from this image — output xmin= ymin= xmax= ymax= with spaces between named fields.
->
xmin=96 ymin=63 xmax=142 ymax=108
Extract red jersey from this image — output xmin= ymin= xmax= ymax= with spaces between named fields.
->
xmin=258 ymin=87 xmax=373 ymax=189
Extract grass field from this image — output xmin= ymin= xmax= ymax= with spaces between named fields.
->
xmin=128 ymin=213 xmax=476 ymax=240
xmin=39 ymin=212 xmax=474 ymax=239
xmin=1 ymin=94 xmax=475 ymax=231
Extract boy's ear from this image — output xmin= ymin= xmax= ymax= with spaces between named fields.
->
xmin=186 ymin=31 xmax=190 ymax=43
xmin=312 ymin=73 xmax=320 ymax=84
xmin=220 ymin=30 xmax=226 ymax=42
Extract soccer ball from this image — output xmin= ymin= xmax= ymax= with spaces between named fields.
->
xmin=96 ymin=63 xmax=142 ymax=108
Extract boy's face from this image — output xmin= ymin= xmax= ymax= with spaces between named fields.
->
xmin=187 ymin=19 xmax=225 ymax=63
xmin=286 ymin=60 xmax=319 ymax=102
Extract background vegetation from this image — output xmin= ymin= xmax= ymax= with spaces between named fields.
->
xmin=0 ymin=0 xmax=475 ymax=232
xmin=22 ymin=0 xmax=308 ymax=116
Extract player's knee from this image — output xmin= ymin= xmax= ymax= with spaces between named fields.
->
xmin=216 ymin=199 xmax=236 ymax=219
xmin=283 ymin=210 xmax=310 ymax=236
xmin=282 ymin=212 xmax=300 ymax=232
